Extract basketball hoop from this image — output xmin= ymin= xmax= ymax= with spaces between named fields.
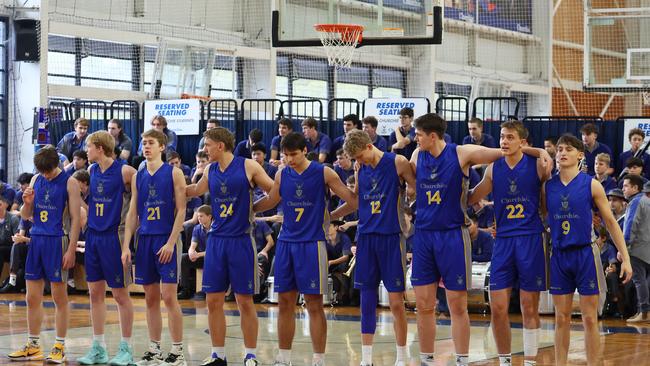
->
xmin=180 ymin=93 xmax=211 ymax=102
xmin=314 ymin=24 xmax=364 ymax=69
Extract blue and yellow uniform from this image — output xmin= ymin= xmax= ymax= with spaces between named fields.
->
xmin=275 ymin=162 xmax=329 ymax=294
xmin=134 ymin=164 xmax=179 ymax=285
xmin=546 ymin=172 xmax=604 ymax=296
xmin=203 ymin=157 xmax=259 ymax=294
xmin=355 ymin=152 xmax=407 ymax=292
xmin=86 ymin=160 xmax=131 ymax=288
xmin=25 ymin=171 xmax=70 ymax=283
xmin=411 ymin=144 xmax=472 ymax=290
xmin=489 ymin=155 xmax=548 ymax=291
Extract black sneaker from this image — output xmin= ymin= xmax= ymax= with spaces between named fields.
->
xmin=200 ymin=353 xmax=227 ymax=366
xmin=0 ymin=283 xmax=19 ymax=293
xmin=177 ymin=290 xmax=193 ymax=300
xmin=161 ymin=352 xmax=187 ymax=366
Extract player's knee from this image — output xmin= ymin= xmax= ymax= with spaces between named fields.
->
xmin=112 ymin=291 xmax=131 ymax=306
xmin=520 ymin=298 xmax=537 ymax=317
xmin=25 ymin=292 xmax=41 ymax=307
xmin=581 ymin=312 xmax=598 ymax=328
xmin=416 ymin=305 xmax=436 ymax=316
xmin=89 ymin=289 xmax=105 ymax=304
xmin=388 ymin=298 xmax=406 ymax=314
xmin=278 ymin=294 xmax=296 ymax=309
xmin=555 ymin=311 xmax=571 ymax=326
xmin=304 ymin=295 xmax=324 ymax=312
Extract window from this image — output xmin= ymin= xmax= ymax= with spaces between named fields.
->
xmin=211 ymin=55 xmax=239 ymax=98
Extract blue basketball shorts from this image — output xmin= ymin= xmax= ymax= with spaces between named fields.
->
xmin=85 ymin=228 xmax=132 ymax=288
xmin=410 ymin=227 xmax=472 ymax=291
xmin=25 ymin=235 xmax=69 ymax=283
xmin=354 ymin=233 xmax=406 ymax=292
xmin=549 ymin=243 xmax=605 ymax=296
xmin=202 ymin=234 xmax=259 ymax=295
xmin=489 ymin=233 xmax=548 ymax=292
xmin=274 ymin=239 xmax=328 ymax=295
xmin=134 ymin=233 xmax=180 ymax=285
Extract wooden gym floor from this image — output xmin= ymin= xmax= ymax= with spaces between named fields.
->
xmin=0 ymin=294 xmax=649 ymax=365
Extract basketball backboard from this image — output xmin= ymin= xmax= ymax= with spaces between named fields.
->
xmin=583 ymin=4 xmax=650 ymax=92
xmin=272 ymin=0 xmax=443 ymax=48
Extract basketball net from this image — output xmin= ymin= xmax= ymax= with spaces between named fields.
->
xmin=643 ymin=91 xmax=650 ymax=106
xmin=314 ymin=24 xmax=364 ymax=69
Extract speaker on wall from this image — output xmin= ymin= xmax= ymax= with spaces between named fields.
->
xmin=14 ymin=19 xmax=39 ymax=62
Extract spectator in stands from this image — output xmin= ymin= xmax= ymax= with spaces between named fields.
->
xmin=462 ymin=117 xmax=496 ymax=148
xmin=595 ymin=153 xmax=617 ymax=192
xmin=544 ymin=135 xmax=558 ymax=175
xmin=0 ymin=194 xmax=20 ymax=284
xmin=618 ymin=128 xmax=650 ymax=178
xmin=270 ymin=118 xmax=293 ymax=166
xmin=331 ymin=114 xmax=361 ymax=162
xmin=0 ymin=218 xmax=31 ymax=293
xmin=251 ymin=143 xmax=277 ymax=180
xmin=137 ymin=115 xmax=178 ymax=154
xmin=234 ymin=128 xmax=263 ymax=159
xmin=190 ymin=151 xmax=209 ymax=184
xmin=603 ymin=188 xmax=628 ymax=317
xmin=361 ymin=116 xmax=388 ymax=152
xmin=334 ymin=149 xmax=354 ymax=184
xmin=64 ymin=150 xmax=88 ymax=175
xmin=72 ymin=169 xmax=90 ymax=209
xmin=58 ymin=152 xmax=70 ymax=170
xmin=197 ymin=118 xmax=220 ymax=152
xmin=580 ymin=123 xmax=613 ymax=176
xmin=623 ymin=176 xmax=650 ymax=322
xmin=390 ymin=107 xmax=417 ymax=159
xmin=57 ymin=117 xmax=89 ymax=161
xmin=107 ymin=119 xmax=133 ymax=162
xmin=167 ymin=151 xmax=192 ymax=177
xmin=302 ymin=117 xmax=332 ymax=163
xmin=619 ymin=157 xmax=648 ymax=189
xmin=326 ymin=220 xmax=353 ymax=274
xmin=0 ymin=179 xmax=16 ymax=210
xmin=11 ymin=172 xmax=33 ymax=213
xmin=178 ymin=205 xmax=211 ymax=300
xmin=468 ymin=214 xmax=494 ymax=263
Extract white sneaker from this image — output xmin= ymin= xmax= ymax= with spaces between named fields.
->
xmin=160 ymin=353 xmax=187 ymax=366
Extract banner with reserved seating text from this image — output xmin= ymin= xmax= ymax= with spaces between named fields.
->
xmin=623 ymin=118 xmax=650 ymax=151
xmin=144 ymin=99 xmax=201 ymax=136
xmin=364 ymin=98 xmax=429 ymax=136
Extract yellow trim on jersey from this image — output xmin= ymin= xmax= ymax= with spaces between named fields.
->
xmin=317 ymin=241 xmax=328 ymax=295
xmin=591 ymin=243 xmax=605 ymax=294
xmin=461 ymin=227 xmax=472 ymax=291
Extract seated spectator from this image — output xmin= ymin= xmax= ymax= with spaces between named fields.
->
xmin=326 ymin=220 xmax=353 ymax=274
xmin=251 ymin=143 xmax=277 ymax=179
xmin=190 ymin=151 xmax=209 ymax=184
xmin=469 ymin=214 xmax=493 ymax=263
xmin=595 ymin=152 xmax=617 ymax=192
xmin=468 ymin=199 xmax=495 ymax=231
xmin=65 ymin=150 xmax=88 ymax=175
xmin=334 ymin=149 xmax=354 ymax=184
xmin=602 ymin=189 xmax=630 ymax=317
xmin=167 ymin=151 xmax=192 ymax=178
xmin=462 ymin=117 xmax=496 ymax=148
xmin=11 ymin=172 xmax=34 ymax=213
xmin=390 ymin=107 xmax=417 ymax=159
xmin=71 ymin=169 xmax=90 ymax=208
xmin=618 ymin=157 xmax=649 ymax=189
xmin=57 ymin=117 xmax=89 ymax=161
xmin=0 ymin=195 xmax=20 ymax=289
xmin=331 ymin=114 xmax=360 ymax=162
xmin=183 ymin=177 xmax=203 ymax=228
xmin=234 ymin=128 xmax=263 ymax=159
xmin=107 ymin=119 xmax=134 ymax=162
xmin=253 ymin=219 xmax=275 ymax=302
xmin=198 ymin=118 xmax=220 ymax=152
xmin=580 ymin=123 xmax=613 ymax=176
xmin=618 ymin=128 xmax=650 ymax=178
xmin=137 ymin=115 xmax=178 ymax=154
xmin=0 ymin=218 xmax=31 ymax=293
xmin=361 ymin=116 xmax=388 ymax=152
xmin=270 ymin=118 xmax=293 ymax=166
xmin=58 ymin=153 xmax=70 ymax=170
xmin=178 ymin=205 xmax=211 ymax=300
xmin=335 ymin=176 xmax=359 ymax=242
xmin=0 ymin=179 xmax=16 ymax=208
xmin=302 ymin=117 xmax=332 ymax=163
xmin=544 ymin=136 xmax=558 ymax=175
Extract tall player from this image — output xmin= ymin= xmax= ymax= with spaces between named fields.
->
xmin=409 ymin=114 xmax=551 ymax=366
xmin=185 ymin=127 xmax=274 ymax=366
xmin=121 ymin=129 xmax=187 ymax=366
xmin=469 ymin=121 xmax=551 ymax=366
xmin=8 ymin=146 xmax=81 ymax=363
xmin=543 ymin=134 xmax=632 ymax=366
xmin=340 ymin=129 xmax=416 ymax=366
xmin=76 ymin=131 xmax=137 ymax=366
xmin=254 ymin=132 xmax=357 ymax=366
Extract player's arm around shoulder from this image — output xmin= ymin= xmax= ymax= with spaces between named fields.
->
xmin=186 ymin=162 xmax=210 ymax=197
xmin=458 ymin=144 xmax=503 ymax=168
xmin=469 ymin=163 xmax=494 ymax=205
xmin=409 ymin=147 xmax=420 ymax=172
xmin=396 ymin=154 xmax=416 ymax=198
xmin=171 ymin=166 xmax=187 ymax=218
xmin=122 ymin=164 xmax=137 ymax=191
xmin=122 ymin=171 xmax=139 ymax=266
xmin=326 ymin=165 xmax=357 ymax=210
xmin=246 ymin=158 xmax=274 ymax=193
xmin=253 ymin=167 xmax=282 ymax=213
xmin=65 ymin=176 xmax=82 ymax=269
xmin=20 ymin=174 xmax=38 ymax=220
xmin=540 ymin=180 xmax=548 ymax=218
xmin=591 ymin=179 xmax=633 ymax=283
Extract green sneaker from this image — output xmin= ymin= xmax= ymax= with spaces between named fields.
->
xmin=77 ymin=341 xmax=109 ymax=365
xmin=108 ymin=341 xmax=134 ymax=366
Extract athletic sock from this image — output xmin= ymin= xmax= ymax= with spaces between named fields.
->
xmin=455 ymin=353 xmax=469 ymax=366
xmin=211 ymin=346 xmax=225 ymax=359
xmin=121 ymin=337 xmax=131 ymax=345
xmin=361 ymin=345 xmax=373 ymax=365
xmin=278 ymin=348 xmax=292 ymax=363
xmin=93 ymin=334 xmax=106 ymax=349
xmin=420 ymin=352 xmax=435 ymax=365
xmin=244 ymin=348 xmax=256 ymax=359
xmin=55 ymin=337 xmax=65 ymax=346
xmin=28 ymin=335 xmax=40 ymax=347
xmin=396 ymin=345 xmax=408 ymax=362
xmin=149 ymin=340 xmax=161 ymax=354
xmin=170 ymin=342 xmax=183 ymax=355
xmin=498 ymin=353 xmax=511 ymax=365
xmin=312 ymin=353 xmax=325 ymax=365
xmin=9 ymin=274 xmax=16 ymax=286
xmin=523 ymin=328 xmax=539 ymax=360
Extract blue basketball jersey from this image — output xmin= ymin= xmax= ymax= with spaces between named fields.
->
xmin=31 ymin=171 xmax=70 ymax=236
xmin=136 ymin=163 xmax=175 ymax=235
xmin=208 ymin=157 xmax=253 ymax=237
xmin=88 ymin=160 xmax=125 ymax=232
xmin=415 ymin=143 xmax=469 ymax=230
xmin=278 ymin=162 xmax=328 ymax=242
xmin=358 ymin=152 xmax=404 ymax=234
xmin=545 ymin=172 xmax=594 ymax=249
xmin=492 ymin=154 xmax=544 ymax=237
